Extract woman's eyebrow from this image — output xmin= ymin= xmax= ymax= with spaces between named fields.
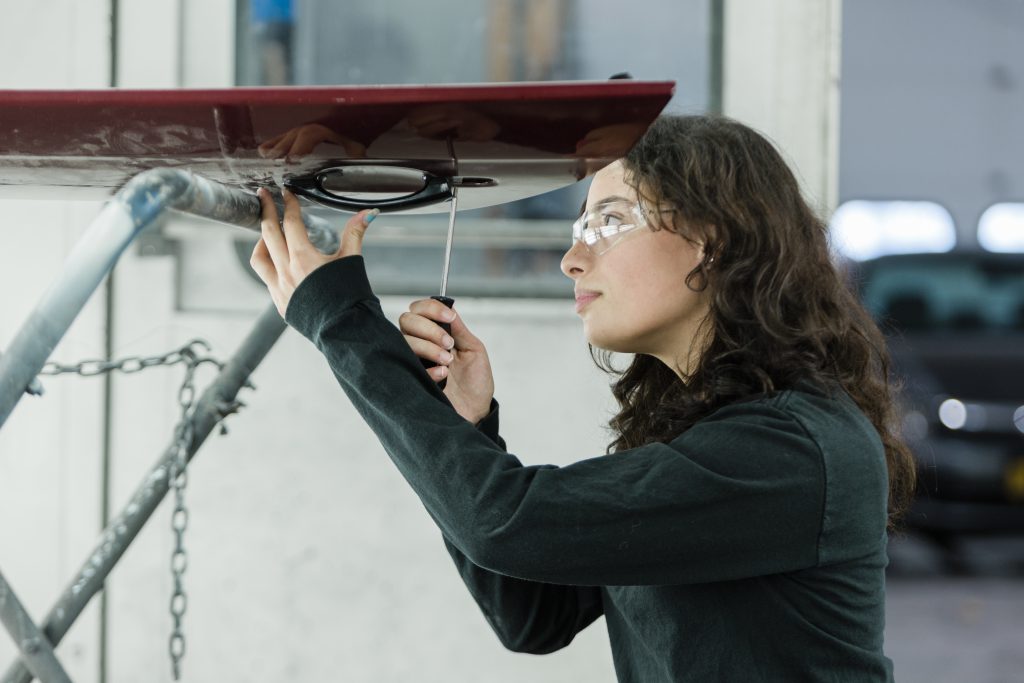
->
xmin=593 ymin=195 xmax=633 ymax=207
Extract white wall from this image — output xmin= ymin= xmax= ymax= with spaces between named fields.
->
xmin=0 ymin=0 xmax=111 ymax=680
xmin=723 ymin=0 xmax=843 ymax=217
xmin=0 ymin=1 xmax=842 ymax=681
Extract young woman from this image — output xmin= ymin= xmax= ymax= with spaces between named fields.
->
xmin=250 ymin=114 xmax=915 ymax=682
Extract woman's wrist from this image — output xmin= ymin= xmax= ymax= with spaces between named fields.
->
xmin=470 ymin=398 xmax=494 ymax=425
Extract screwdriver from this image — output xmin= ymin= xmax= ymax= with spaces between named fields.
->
xmin=422 ymin=183 xmax=458 ymax=389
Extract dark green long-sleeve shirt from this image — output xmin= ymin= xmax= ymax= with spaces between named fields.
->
xmin=285 ymin=255 xmax=895 ymax=682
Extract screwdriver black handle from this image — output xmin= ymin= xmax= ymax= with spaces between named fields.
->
xmin=422 ymin=295 xmax=456 ymax=389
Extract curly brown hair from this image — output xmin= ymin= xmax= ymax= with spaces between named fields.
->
xmin=590 ymin=114 xmax=916 ymax=531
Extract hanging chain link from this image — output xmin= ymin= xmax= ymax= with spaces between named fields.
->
xmin=165 ymin=343 xmax=222 ymax=681
xmin=39 ymin=339 xmax=227 ymax=681
xmin=38 ymin=341 xmax=214 ymax=378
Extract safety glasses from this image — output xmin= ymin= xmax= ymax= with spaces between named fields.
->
xmin=571 ymin=200 xmax=674 ymax=256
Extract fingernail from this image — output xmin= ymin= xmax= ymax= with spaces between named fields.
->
xmin=442 ymin=335 xmax=455 ymax=349
xmin=363 ymin=208 xmax=381 ymax=225
xmin=444 ymin=309 xmax=456 ymax=322
xmin=440 ymin=351 xmax=453 ymax=364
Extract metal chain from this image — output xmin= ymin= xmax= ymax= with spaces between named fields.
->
xmin=167 ymin=347 xmax=211 ymax=681
xmin=39 ymin=339 xmax=225 ymax=681
xmin=38 ymin=342 xmax=207 ymax=378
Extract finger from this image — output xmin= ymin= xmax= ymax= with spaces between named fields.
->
xmin=397 ymin=309 xmax=426 ymax=334
xmin=340 ymin=138 xmax=368 ymax=159
xmin=399 ymin=311 xmax=454 ymax=351
xmin=428 ymin=365 xmax=449 ymax=382
xmin=402 ymin=334 xmax=454 ymax=365
xmin=257 ymin=188 xmax=289 ymax=271
xmin=292 ymin=125 xmax=331 ymax=157
xmin=270 ymin=128 xmax=299 ymax=159
xmin=281 ymin=188 xmax=314 ymax=255
xmin=411 ymin=300 xmax=480 ymax=353
xmin=249 ymin=238 xmax=277 ymax=283
xmin=417 ymin=120 xmax=459 ymax=137
xmin=317 ymin=128 xmax=368 ymax=159
xmin=338 ymin=208 xmax=379 ymax=257
xmin=257 ymin=132 xmax=285 ymax=158
xmin=409 ymin=298 xmax=457 ymax=324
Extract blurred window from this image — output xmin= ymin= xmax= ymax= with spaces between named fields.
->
xmin=978 ymin=203 xmax=1024 ymax=253
xmin=860 ymin=253 xmax=1024 ymax=334
xmin=234 ymin=0 xmax=719 ymax=298
xmin=829 ymin=200 xmax=957 ymax=262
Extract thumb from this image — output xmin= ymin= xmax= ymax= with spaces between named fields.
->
xmin=338 ymin=208 xmax=379 ymax=257
xmin=448 ymin=308 xmax=484 ymax=351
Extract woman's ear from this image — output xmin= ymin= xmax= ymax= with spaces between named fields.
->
xmin=700 ymin=226 xmax=720 ymax=266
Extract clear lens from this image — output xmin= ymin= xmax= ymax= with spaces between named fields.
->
xmin=572 ymin=201 xmax=645 ymax=255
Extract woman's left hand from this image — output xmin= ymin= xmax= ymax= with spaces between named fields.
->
xmin=250 ymin=187 xmax=378 ymax=317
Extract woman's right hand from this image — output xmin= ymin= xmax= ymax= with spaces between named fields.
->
xmin=399 ymin=299 xmax=495 ymax=425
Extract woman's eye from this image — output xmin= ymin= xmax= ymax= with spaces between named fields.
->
xmin=599 ymin=212 xmax=625 ymax=227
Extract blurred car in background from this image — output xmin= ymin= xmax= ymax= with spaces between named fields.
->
xmin=853 ymin=251 xmax=1024 ymax=567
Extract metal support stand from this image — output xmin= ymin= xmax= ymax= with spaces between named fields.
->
xmin=2 ymin=305 xmax=286 ymax=683
xmin=0 ymin=170 xmax=336 ymax=681
xmin=0 ymin=570 xmax=72 ymax=683
xmin=0 ymin=168 xmax=337 ymax=429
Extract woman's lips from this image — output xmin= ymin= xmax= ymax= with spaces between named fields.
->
xmin=575 ymin=293 xmax=600 ymax=312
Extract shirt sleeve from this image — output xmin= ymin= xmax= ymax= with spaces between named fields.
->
xmin=438 ymin=397 xmax=605 ymax=654
xmin=285 ymin=256 xmax=825 ymax=587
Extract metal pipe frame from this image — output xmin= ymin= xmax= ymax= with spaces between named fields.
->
xmin=0 ymin=168 xmax=338 ymax=429
xmin=0 ymin=170 xmax=337 ymax=681
xmin=2 ymin=304 xmax=287 ymax=683
xmin=0 ymin=570 xmax=72 ymax=683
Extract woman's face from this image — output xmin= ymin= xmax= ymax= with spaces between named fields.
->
xmin=560 ymin=160 xmax=711 ymax=376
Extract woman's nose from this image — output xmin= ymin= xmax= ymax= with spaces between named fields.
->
xmin=559 ymin=239 xmax=590 ymax=279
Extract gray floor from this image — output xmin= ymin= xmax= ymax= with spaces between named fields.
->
xmin=885 ymin=534 xmax=1024 ymax=683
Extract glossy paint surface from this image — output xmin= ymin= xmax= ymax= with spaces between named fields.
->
xmin=0 ymin=81 xmax=673 ymax=212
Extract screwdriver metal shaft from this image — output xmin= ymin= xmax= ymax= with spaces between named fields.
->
xmin=440 ymin=184 xmax=458 ymax=297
